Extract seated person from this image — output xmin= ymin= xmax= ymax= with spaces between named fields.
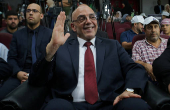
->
xmin=161 ymin=11 xmax=170 ymax=20
xmin=153 ymin=38 xmax=170 ymax=93
xmin=120 ymin=15 xmax=144 ymax=57
xmin=132 ymin=16 xmax=168 ymax=84
xmin=120 ymin=14 xmax=132 ymax=23
xmin=160 ymin=18 xmax=170 ymax=36
xmin=28 ymin=4 xmax=151 ymax=110
xmin=0 ymin=3 xmax=52 ymax=101
xmin=113 ymin=11 xmax=122 ymax=22
xmin=0 ymin=10 xmax=20 ymax=34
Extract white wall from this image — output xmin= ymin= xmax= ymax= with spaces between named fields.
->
xmin=141 ymin=0 xmax=169 ymax=16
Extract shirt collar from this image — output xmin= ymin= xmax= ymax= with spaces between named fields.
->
xmin=77 ymin=36 xmax=96 ymax=47
xmin=27 ymin=25 xmax=40 ymax=33
xmin=144 ymin=37 xmax=166 ymax=46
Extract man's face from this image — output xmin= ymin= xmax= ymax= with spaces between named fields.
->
xmin=116 ymin=12 xmax=119 ymax=18
xmin=71 ymin=5 xmax=98 ymax=41
xmin=126 ymin=16 xmax=132 ymax=21
xmin=26 ymin=4 xmax=43 ymax=26
xmin=6 ymin=15 xmax=19 ymax=29
xmin=162 ymin=15 xmax=166 ymax=20
xmin=46 ymin=0 xmax=54 ymax=7
xmin=145 ymin=22 xmax=160 ymax=43
xmin=136 ymin=23 xmax=143 ymax=33
xmin=161 ymin=24 xmax=170 ymax=35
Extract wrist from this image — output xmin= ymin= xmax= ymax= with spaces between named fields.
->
xmin=126 ymin=88 xmax=134 ymax=93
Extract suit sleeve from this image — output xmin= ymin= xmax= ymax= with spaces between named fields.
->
xmin=115 ymin=41 xmax=148 ymax=93
xmin=0 ymin=58 xmax=12 ymax=80
xmin=7 ymin=33 xmax=21 ymax=76
xmin=28 ymin=53 xmax=54 ymax=86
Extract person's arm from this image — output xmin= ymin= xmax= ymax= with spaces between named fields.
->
xmin=28 ymin=11 xmax=70 ymax=86
xmin=120 ymin=31 xmax=132 ymax=50
xmin=45 ymin=12 xmax=70 ymax=61
xmin=113 ymin=41 xmax=147 ymax=105
xmin=132 ymin=42 xmax=156 ymax=81
xmin=121 ymin=42 xmax=132 ymax=50
xmin=135 ymin=60 xmax=156 ymax=81
xmin=0 ymin=58 xmax=12 ymax=80
xmin=7 ymin=33 xmax=22 ymax=76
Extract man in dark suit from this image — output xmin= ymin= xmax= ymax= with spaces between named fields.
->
xmin=29 ymin=4 xmax=151 ymax=110
xmin=0 ymin=3 xmax=52 ymax=100
xmin=154 ymin=0 xmax=164 ymax=14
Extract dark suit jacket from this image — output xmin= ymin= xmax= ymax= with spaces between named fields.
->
xmin=7 ymin=26 xmax=52 ymax=76
xmin=153 ymin=38 xmax=170 ymax=91
xmin=154 ymin=5 xmax=164 ymax=14
xmin=29 ymin=36 xmax=148 ymax=102
xmin=69 ymin=30 xmax=109 ymax=39
xmin=0 ymin=58 xmax=12 ymax=80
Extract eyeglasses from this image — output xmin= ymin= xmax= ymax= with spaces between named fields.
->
xmin=26 ymin=9 xmax=41 ymax=13
xmin=72 ymin=14 xmax=97 ymax=23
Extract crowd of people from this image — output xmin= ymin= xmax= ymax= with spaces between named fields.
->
xmin=0 ymin=0 xmax=170 ymax=110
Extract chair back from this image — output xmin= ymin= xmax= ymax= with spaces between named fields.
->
xmin=106 ymin=22 xmax=114 ymax=39
xmin=0 ymin=27 xmax=6 ymax=31
xmin=116 ymin=28 xmax=126 ymax=43
xmin=0 ymin=33 xmax=13 ymax=49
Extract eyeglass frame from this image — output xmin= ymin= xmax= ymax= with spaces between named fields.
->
xmin=26 ymin=9 xmax=41 ymax=14
xmin=72 ymin=13 xmax=97 ymax=23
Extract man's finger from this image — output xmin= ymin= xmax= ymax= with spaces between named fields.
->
xmin=129 ymin=93 xmax=141 ymax=98
xmin=113 ymin=96 xmax=120 ymax=106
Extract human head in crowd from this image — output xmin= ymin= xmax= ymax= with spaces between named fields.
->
xmin=140 ymin=13 xmax=147 ymax=19
xmin=121 ymin=14 xmax=132 ymax=23
xmin=157 ymin=0 xmax=161 ymax=5
xmin=5 ymin=10 xmax=19 ymax=33
xmin=161 ymin=18 xmax=170 ymax=36
xmin=26 ymin=3 xmax=44 ymax=30
xmin=115 ymin=11 xmax=122 ymax=19
xmin=164 ymin=4 xmax=170 ymax=13
xmin=162 ymin=11 xmax=170 ymax=20
xmin=46 ymin=0 xmax=55 ymax=8
xmin=71 ymin=4 xmax=98 ymax=41
xmin=131 ymin=15 xmax=144 ymax=34
xmin=107 ymin=16 xmax=111 ymax=22
xmin=143 ymin=16 xmax=160 ymax=43
xmin=122 ymin=0 xmax=130 ymax=8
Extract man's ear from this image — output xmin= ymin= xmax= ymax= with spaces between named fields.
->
xmin=71 ymin=23 xmax=76 ymax=32
xmin=40 ymin=13 xmax=44 ymax=19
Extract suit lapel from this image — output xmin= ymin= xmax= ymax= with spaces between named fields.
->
xmin=68 ymin=37 xmax=79 ymax=79
xmin=95 ymin=37 xmax=105 ymax=83
xmin=21 ymin=28 xmax=28 ymax=56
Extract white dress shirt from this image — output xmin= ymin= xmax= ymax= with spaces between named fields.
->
xmin=72 ymin=37 xmax=96 ymax=102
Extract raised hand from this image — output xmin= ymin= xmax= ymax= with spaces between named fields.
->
xmin=46 ymin=11 xmax=70 ymax=61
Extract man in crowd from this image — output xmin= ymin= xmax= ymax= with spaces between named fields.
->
xmin=0 ymin=3 xmax=52 ymax=100
xmin=28 ymin=4 xmax=151 ymax=110
xmin=161 ymin=18 xmax=170 ymax=36
xmin=154 ymin=0 xmax=164 ymax=14
xmin=132 ymin=16 xmax=168 ymax=83
xmin=0 ymin=10 xmax=20 ymax=34
xmin=120 ymin=15 xmax=144 ymax=57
